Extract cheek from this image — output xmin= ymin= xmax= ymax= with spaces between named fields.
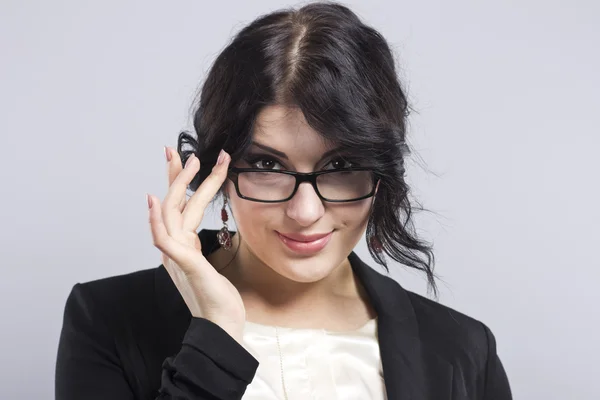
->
xmin=334 ymin=199 xmax=373 ymax=229
xmin=233 ymin=204 xmax=266 ymax=229
xmin=226 ymin=182 xmax=274 ymax=231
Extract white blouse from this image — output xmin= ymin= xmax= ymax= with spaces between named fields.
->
xmin=240 ymin=317 xmax=387 ymax=400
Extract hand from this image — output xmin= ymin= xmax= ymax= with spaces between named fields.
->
xmin=147 ymin=147 xmax=246 ymax=343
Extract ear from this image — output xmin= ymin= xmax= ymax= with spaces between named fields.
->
xmin=221 ymin=182 xmax=231 ymax=200
xmin=221 ymin=184 xmax=234 ymax=212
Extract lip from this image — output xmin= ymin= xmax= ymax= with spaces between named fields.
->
xmin=276 ymin=231 xmax=333 ymax=255
xmin=277 ymin=231 xmax=332 ymax=242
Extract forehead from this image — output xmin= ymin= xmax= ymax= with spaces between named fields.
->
xmin=253 ymin=105 xmax=334 ymax=151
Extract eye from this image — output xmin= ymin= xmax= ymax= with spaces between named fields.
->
xmin=244 ymin=156 xmax=284 ymax=170
xmin=323 ymin=157 xmax=354 ymax=170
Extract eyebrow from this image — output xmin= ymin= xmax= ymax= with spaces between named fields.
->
xmin=250 ymin=141 xmax=343 ymax=160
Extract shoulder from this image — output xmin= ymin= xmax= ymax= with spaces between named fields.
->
xmin=70 ymin=267 xmax=156 ymax=303
xmin=407 ymin=289 xmax=493 ymax=343
xmin=63 ymin=267 xmax=159 ymax=329
xmin=405 ymin=289 xmax=498 ymax=372
xmin=393 ymin=287 xmax=511 ymax=398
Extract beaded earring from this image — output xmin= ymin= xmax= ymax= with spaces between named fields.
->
xmin=369 ymin=194 xmax=383 ymax=253
xmin=217 ymin=196 xmax=232 ymax=251
xmin=369 ymin=234 xmax=383 ymax=253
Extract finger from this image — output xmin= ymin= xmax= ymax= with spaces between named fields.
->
xmin=148 ymin=194 xmax=204 ymax=275
xmin=165 ymin=146 xmax=186 ymax=211
xmin=182 ymin=150 xmax=231 ymax=232
xmin=162 ymin=153 xmax=200 ymax=235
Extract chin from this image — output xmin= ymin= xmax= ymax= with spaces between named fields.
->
xmin=273 ymin=255 xmax=339 ymax=283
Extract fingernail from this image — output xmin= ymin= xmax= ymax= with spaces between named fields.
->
xmin=164 ymin=146 xmax=172 ymax=162
xmin=146 ymin=193 xmax=152 ymax=209
xmin=217 ymin=150 xmax=227 ymax=165
xmin=185 ymin=154 xmax=196 ymax=168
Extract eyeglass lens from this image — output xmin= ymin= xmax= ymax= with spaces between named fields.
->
xmin=236 ymin=170 xmax=374 ymax=201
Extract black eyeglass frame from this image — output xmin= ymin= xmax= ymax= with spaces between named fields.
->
xmin=227 ymin=167 xmax=379 ymax=203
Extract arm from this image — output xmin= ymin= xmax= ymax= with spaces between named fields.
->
xmin=481 ymin=323 xmax=512 ymax=400
xmin=157 ymin=318 xmax=259 ymax=399
xmin=55 ymin=283 xmax=135 ymax=400
xmin=56 ymin=283 xmax=259 ymax=400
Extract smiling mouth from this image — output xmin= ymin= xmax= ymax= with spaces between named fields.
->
xmin=276 ymin=231 xmax=334 ymax=255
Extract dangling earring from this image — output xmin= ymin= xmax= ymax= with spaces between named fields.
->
xmin=369 ymin=234 xmax=383 ymax=253
xmin=368 ymin=193 xmax=382 ymax=253
xmin=217 ymin=196 xmax=232 ymax=251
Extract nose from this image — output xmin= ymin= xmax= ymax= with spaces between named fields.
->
xmin=284 ymin=181 xmax=325 ymax=227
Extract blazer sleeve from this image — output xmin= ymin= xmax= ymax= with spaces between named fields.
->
xmin=55 ymin=283 xmax=136 ymax=400
xmin=157 ymin=317 xmax=259 ymax=399
xmin=56 ymin=283 xmax=259 ymax=400
xmin=481 ymin=323 xmax=512 ymax=400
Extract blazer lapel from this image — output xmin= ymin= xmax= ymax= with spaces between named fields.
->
xmin=349 ymin=252 xmax=454 ymax=400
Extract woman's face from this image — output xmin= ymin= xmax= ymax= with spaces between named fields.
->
xmin=225 ymin=105 xmax=375 ymax=284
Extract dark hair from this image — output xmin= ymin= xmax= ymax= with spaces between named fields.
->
xmin=178 ymin=1 xmax=437 ymax=296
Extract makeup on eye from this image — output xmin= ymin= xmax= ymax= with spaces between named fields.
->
xmin=242 ymin=153 xmax=356 ymax=171
xmin=322 ymin=158 xmax=354 ymax=170
xmin=242 ymin=155 xmax=285 ymax=170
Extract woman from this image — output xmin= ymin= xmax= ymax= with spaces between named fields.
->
xmin=56 ymin=2 xmax=512 ymax=399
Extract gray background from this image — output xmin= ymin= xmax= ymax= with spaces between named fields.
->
xmin=1 ymin=0 xmax=598 ymax=398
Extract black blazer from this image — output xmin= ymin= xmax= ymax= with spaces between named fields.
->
xmin=55 ymin=229 xmax=512 ymax=400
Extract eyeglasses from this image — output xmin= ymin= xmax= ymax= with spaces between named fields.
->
xmin=227 ymin=167 xmax=378 ymax=203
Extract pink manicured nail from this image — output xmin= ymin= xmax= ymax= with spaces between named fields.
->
xmin=146 ymin=194 xmax=152 ymax=209
xmin=164 ymin=146 xmax=172 ymax=162
xmin=185 ymin=154 xmax=196 ymax=168
xmin=217 ymin=150 xmax=226 ymax=165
